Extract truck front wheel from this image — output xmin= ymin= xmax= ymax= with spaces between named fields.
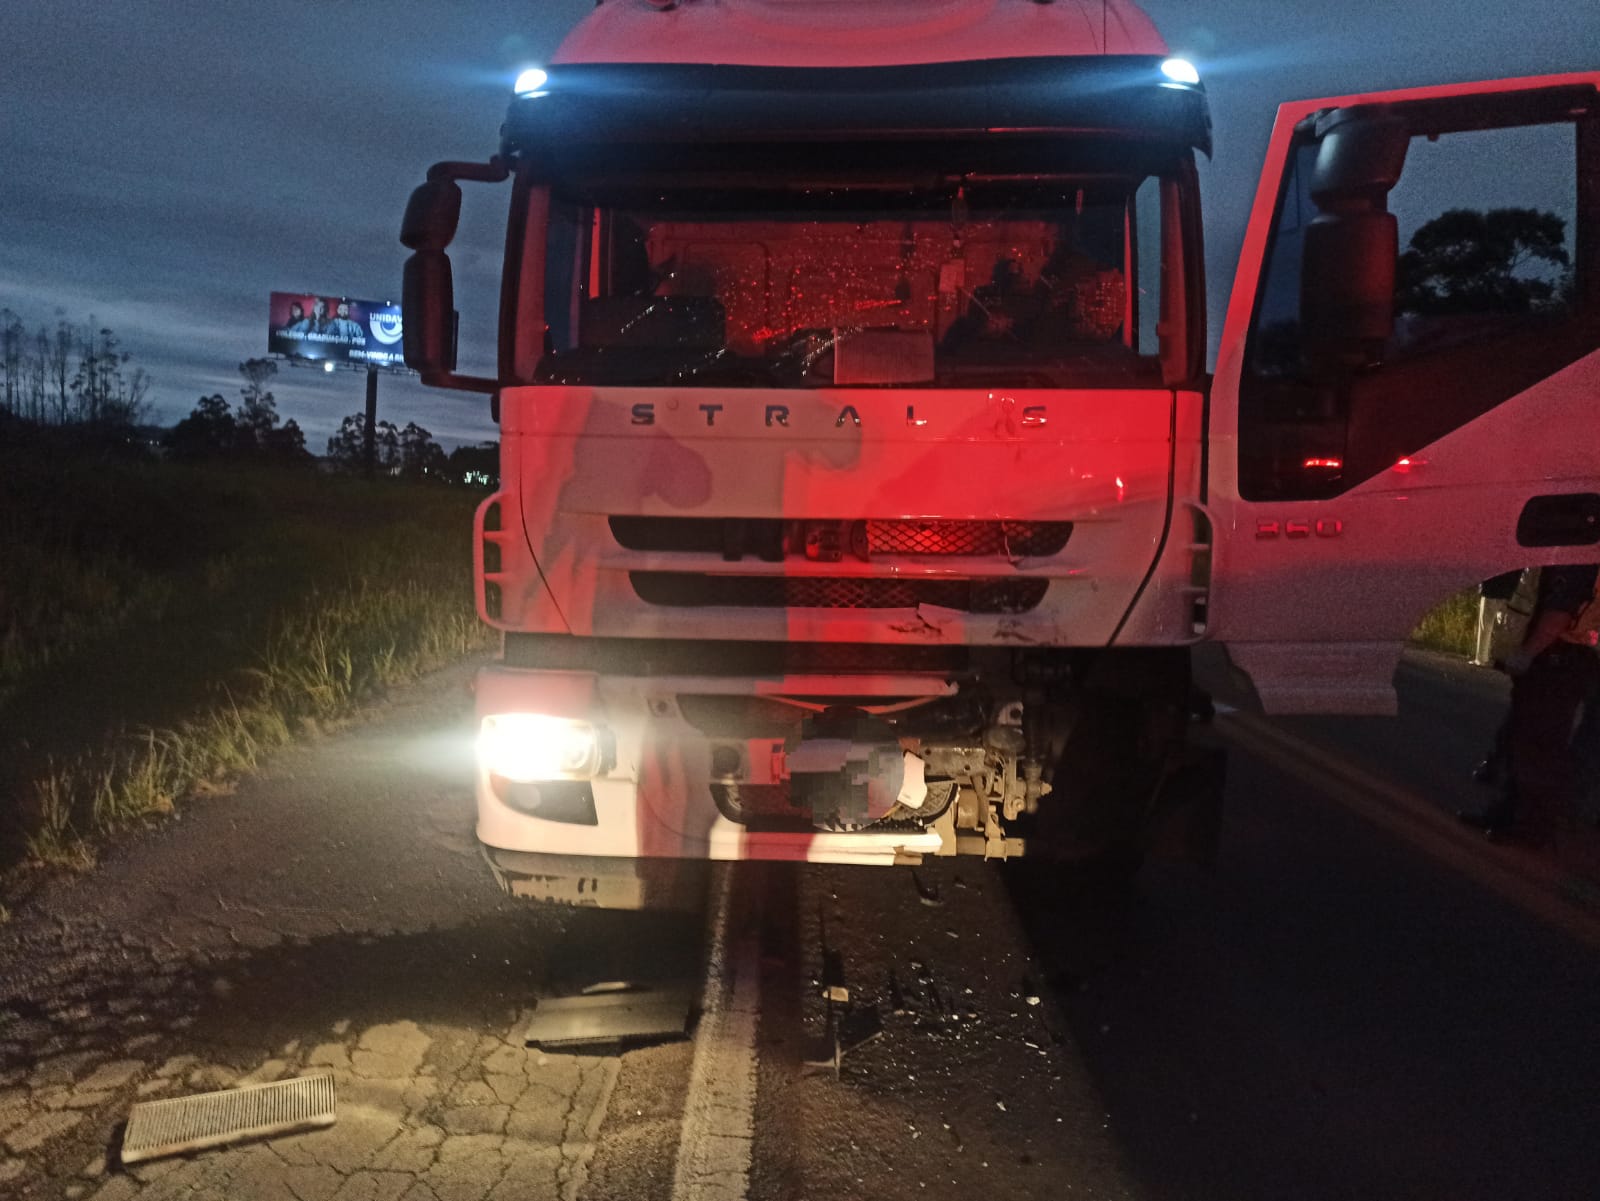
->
xmin=1032 ymin=650 xmax=1192 ymax=874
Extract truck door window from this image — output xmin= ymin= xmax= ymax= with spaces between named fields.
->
xmin=1238 ymin=94 xmax=1598 ymax=500
xmin=1134 ymin=174 xmax=1162 ymax=357
xmin=534 ymin=177 xmax=1184 ymax=390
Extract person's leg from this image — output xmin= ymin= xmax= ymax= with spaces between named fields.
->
xmin=1507 ymin=647 xmax=1592 ymax=847
xmin=1475 ymin=714 xmax=1512 ymax=787
xmin=1571 ymin=658 xmax=1600 ymax=824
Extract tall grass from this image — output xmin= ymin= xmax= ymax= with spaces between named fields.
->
xmin=1410 ymin=589 xmax=1480 ymax=657
xmin=2 ymin=453 xmax=492 ymax=868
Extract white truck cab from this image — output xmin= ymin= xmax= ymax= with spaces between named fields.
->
xmin=399 ymin=0 xmax=1600 ymax=907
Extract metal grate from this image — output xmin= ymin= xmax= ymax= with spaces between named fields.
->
xmin=609 ymin=517 xmax=1070 ymax=559
xmin=630 ymin=573 xmax=1048 ymax=613
xmin=865 ymin=520 xmax=1071 ymax=558
xmin=122 ymin=1075 xmax=336 ymax=1164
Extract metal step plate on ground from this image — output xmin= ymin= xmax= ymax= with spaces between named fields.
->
xmin=525 ymin=981 xmax=695 ymax=1049
xmin=122 ymin=1074 xmax=336 ymax=1164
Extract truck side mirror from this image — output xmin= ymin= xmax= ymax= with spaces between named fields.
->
xmin=403 ymin=249 xmax=458 ymax=376
xmin=1299 ymin=109 xmax=1409 ymax=371
xmin=398 ymin=162 xmax=505 ymax=394
xmin=1300 ymin=211 xmax=1398 ymax=370
xmin=1309 ymin=110 xmax=1408 ymax=204
xmin=401 ymin=178 xmax=463 ymax=376
xmin=401 ymin=178 xmax=463 ymax=252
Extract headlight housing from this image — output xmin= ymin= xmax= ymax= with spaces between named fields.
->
xmin=478 ymin=714 xmax=610 ymax=782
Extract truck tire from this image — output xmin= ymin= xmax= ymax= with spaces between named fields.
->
xmin=1034 ymin=649 xmax=1191 ymax=873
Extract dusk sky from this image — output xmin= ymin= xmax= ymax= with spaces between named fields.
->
xmin=2 ymin=0 xmax=1595 ymax=449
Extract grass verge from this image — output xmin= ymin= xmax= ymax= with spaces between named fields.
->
xmin=1410 ymin=589 xmax=1479 ymax=658
xmin=2 ymin=451 xmax=492 ymax=870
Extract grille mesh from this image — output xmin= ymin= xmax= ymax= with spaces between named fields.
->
xmin=630 ymin=574 xmax=1048 ymax=613
xmin=122 ymin=1075 xmax=336 ymax=1164
xmin=609 ymin=516 xmax=1070 ymax=558
xmin=865 ymin=520 xmax=1070 ymax=557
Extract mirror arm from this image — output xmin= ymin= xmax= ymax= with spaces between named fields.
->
xmin=421 ymin=369 xmax=497 ymax=395
xmin=429 ymin=158 xmax=510 ymax=186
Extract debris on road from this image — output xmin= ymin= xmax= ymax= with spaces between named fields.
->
xmin=523 ymin=981 xmax=695 ymax=1049
xmin=803 ymin=1002 xmax=884 ymax=1075
xmin=121 ymin=1073 xmax=336 ymax=1164
xmin=912 ymin=870 xmax=943 ymax=907
xmin=804 ymin=910 xmax=885 ymax=1074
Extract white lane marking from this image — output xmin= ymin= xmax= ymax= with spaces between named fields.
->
xmin=671 ymin=864 xmax=762 ymax=1201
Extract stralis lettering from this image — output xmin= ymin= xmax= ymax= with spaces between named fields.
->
xmin=624 ymin=402 xmax=1050 ymax=430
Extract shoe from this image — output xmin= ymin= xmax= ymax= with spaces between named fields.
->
xmin=1457 ymin=803 xmax=1516 ymax=836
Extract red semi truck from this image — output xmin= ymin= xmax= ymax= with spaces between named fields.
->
xmin=399 ymin=0 xmax=1600 ymax=907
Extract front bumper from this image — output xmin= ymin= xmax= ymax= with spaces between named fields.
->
xmin=474 ymin=664 xmax=949 ymax=868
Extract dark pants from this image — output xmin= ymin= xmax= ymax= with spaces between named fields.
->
xmin=1506 ymin=644 xmax=1600 ymax=844
xmin=1576 ymin=670 xmax=1600 ymax=818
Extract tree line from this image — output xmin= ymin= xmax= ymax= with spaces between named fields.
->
xmin=170 ymin=357 xmax=494 ymax=484
xmin=0 ymin=311 xmax=150 ymax=429
xmin=0 ymin=308 xmax=494 ymax=485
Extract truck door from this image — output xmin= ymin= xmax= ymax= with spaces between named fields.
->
xmin=1208 ymin=73 xmax=1600 ymax=714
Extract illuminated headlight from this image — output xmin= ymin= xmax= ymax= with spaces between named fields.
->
xmin=1160 ymin=58 xmax=1200 ymax=86
xmin=513 ymin=67 xmax=549 ymax=97
xmin=479 ymin=714 xmax=607 ymax=781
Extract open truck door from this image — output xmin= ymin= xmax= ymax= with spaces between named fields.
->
xmin=1207 ymin=73 xmax=1600 ymax=715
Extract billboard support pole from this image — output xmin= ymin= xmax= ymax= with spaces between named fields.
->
xmin=363 ymin=366 xmax=379 ymax=480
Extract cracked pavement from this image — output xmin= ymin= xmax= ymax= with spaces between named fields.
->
xmin=0 ymin=661 xmax=700 ymax=1199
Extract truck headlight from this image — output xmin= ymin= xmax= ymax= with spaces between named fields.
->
xmin=479 ymin=714 xmax=608 ymax=781
xmin=513 ymin=67 xmax=548 ymax=97
xmin=1160 ymin=58 xmax=1200 ymax=86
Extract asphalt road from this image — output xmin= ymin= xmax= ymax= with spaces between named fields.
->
xmin=2 ymin=652 xmax=1597 ymax=1200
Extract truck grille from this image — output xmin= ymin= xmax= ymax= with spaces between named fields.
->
xmin=609 ymin=517 xmax=1070 ymax=559
xmin=865 ymin=520 xmax=1069 ymax=557
xmin=629 ymin=574 xmax=1048 ymax=613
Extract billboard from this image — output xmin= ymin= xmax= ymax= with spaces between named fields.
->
xmin=268 ymin=292 xmax=406 ymax=367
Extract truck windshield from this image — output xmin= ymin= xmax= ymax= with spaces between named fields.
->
xmin=536 ymin=179 xmax=1166 ymax=389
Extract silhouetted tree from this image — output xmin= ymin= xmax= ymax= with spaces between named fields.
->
xmin=398 ymin=422 xmax=448 ymax=480
xmin=47 ymin=318 xmax=71 ymax=423
xmin=236 ymin=358 xmax=280 ymax=452
xmin=326 ymin=413 xmax=401 ymax=474
xmin=0 ymin=311 xmax=146 ymax=430
xmin=264 ymin=418 xmax=309 ymax=463
xmin=166 ymin=394 xmax=239 ymax=460
xmin=230 ymin=358 xmax=308 ymax=464
xmin=70 ymin=322 xmax=149 ymax=428
xmin=326 ymin=414 xmax=363 ymax=467
xmin=0 ymin=310 xmax=22 ymax=416
xmin=375 ymin=420 xmax=401 ymax=473
xmin=1397 ymin=207 xmax=1571 ymax=316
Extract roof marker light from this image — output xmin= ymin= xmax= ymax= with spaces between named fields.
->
xmin=513 ymin=67 xmax=548 ymax=97
xmin=1161 ymin=58 xmax=1200 ymax=86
